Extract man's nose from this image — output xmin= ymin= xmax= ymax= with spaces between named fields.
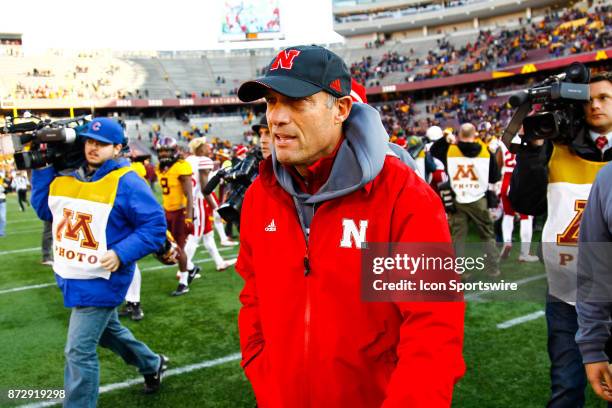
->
xmin=267 ymin=104 xmax=290 ymax=129
xmin=591 ymin=99 xmax=602 ymax=110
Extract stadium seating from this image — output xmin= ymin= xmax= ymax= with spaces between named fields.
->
xmin=0 ymin=4 xmax=608 ymax=104
xmin=0 ymin=52 xmax=143 ymax=100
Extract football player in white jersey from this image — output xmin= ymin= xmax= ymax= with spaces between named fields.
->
xmin=184 ymin=138 xmax=236 ymax=272
xmin=498 ymin=136 xmax=538 ymax=262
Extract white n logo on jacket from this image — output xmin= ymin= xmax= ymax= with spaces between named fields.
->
xmin=340 ymin=219 xmax=368 ymax=249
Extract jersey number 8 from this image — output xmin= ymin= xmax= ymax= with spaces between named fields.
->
xmin=160 ymin=177 xmax=170 ymax=195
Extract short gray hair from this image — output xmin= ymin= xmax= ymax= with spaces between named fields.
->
xmin=326 ymin=93 xmax=337 ymax=110
xmin=459 ymin=123 xmax=476 ymax=139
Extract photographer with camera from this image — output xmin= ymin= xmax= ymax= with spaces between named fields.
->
xmin=430 ymin=122 xmax=501 ymax=275
xmin=510 ymin=70 xmax=612 ymax=407
xmin=29 ymin=117 xmax=169 ymax=407
xmin=203 ymin=144 xmax=263 ymax=227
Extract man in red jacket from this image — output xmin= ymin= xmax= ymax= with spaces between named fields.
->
xmin=236 ymin=45 xmax=465 ymax=407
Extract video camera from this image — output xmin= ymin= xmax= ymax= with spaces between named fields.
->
xmin=0 ymin=115 xmax=90 ymax=171
xmin=502 ymin=62 xmax=591 ymax=146
xmin=203 ymin=146 xmax=263 ymax=224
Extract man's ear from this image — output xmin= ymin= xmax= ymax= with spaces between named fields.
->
xmin=114 ymin=144 xmax=123 ymax=156
xmin=336 ymin=96 xmax=353 ymax=124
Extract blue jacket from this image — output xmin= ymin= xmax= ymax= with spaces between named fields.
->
xmin=31 ymin=159 xmax=167 ymax=308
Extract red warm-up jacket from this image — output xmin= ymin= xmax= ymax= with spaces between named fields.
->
xmin=236 ymin=103 xmax=465 ymax=408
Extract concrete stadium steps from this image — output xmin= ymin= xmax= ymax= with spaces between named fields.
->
xmin=123 ymin=116 xmax=249 ymax=146
xmin=128 ymin=58 xmax=176 ymax=98
xmin=158 ymin=58 xmax=218 ymax=96
xmin=130 ymin=53 xmax=272 ymax=98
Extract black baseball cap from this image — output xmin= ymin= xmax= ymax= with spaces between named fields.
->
xmin=238 ymin=45 xmax=351 ymax=102
xmin=252 ymin=115 xmax=268 ymax=133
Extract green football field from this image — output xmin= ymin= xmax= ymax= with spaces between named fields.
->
xmin=0 ymin=192 xmax=607 ymax=407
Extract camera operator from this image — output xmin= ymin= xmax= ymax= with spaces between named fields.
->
xmin=30 ymin=117 xmax=169 ymax=407
xmin=510 ymin=71 xmax=612 ymax=407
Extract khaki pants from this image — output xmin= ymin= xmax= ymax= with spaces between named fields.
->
xmin=449 ymin=197 xmax=499 ymax=272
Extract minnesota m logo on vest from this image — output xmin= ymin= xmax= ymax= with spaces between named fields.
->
xmin=55 ymin=208 xmax=99 ymax=250
xmin=453 ymin=164 xmax=479 ymax=181
xmin=340 ymin=219 xmax=368 ymax=249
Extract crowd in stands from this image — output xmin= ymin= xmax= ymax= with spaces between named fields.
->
xmin=10 ymin=63 xmax=125 ymax=100
xmin=334 ymin=0 xmax=479 ymax=24
xmin=350 ymin=5 xmax=611 ymax=87
xmin=374 ymin=85 xmax=510 ymax=146
xmin=1 ymin=5 xmax=609 ymax=104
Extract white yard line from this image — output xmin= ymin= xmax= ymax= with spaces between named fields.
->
xmin=140 ymin=246 xmax=236 ymax=272
xmin=19 ymin=352 xmax=242 ymax=408
xmin=5 ymin=227 xmax=43 ymax=236
xmin=0 ymin=248 xmax=238 ymax=296
xmin=497 ymin=310 xmax=545 ymax=329
xmin=6 ymin=219 xmax=38 ymax=225
xmin=0 ymin=247 xmax=41 ymax=256
xmin=464 ymin=273 xmax=546 ymax=301
xmin=0 ymin=283 xmax=56 ymax=295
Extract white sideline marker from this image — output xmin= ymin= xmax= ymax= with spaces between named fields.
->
xmin=5 ymin=227 xmax=44 ymax=236
xmin=0 ymin=249 xmax=238 ymax=296
xmin=19 ymin=352 xmax=242 ymax=408
xmin=0 ymin=247 xmax=41 ymax=256
xmin=497 ymin=310 xmax=545 ymax=329
xmin=0 ymin=283 xmax=55 ymax=295
xmin=464 ymin=273 xmax=546 ymax=301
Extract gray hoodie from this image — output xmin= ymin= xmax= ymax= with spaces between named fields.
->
xmin=576 ymin=161 xmax=612 ymax=363
xmin=271 ymin=102 xmax=417 ymax=237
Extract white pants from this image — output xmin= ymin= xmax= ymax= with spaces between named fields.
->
xmin=125 ymin=264 xmax=141 ymax=303
xmin=184 ymin=231 xmax=224 ymax=269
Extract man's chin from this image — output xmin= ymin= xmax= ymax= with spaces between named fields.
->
xmin=86 ymin=160 xmax=103 ymax=168
xmin=275 ymin=153 xmax=298 ymax=165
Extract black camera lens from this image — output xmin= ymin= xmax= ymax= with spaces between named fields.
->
xmin=524 ymin=112 xmax=559 ymax=140
xmin=13 ymin=151 xmax=47 ymax=170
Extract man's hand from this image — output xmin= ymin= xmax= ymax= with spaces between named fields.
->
xmin=100 ymin=250 xmax=121 ymax=272
xmin=185 ymin=217 xmax=195 ymax=235
xmin=585 ymin=361 xmax=612 ymax=402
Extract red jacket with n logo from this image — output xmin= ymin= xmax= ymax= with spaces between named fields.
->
xmin=236 ymin=157 xmax=465 ymax=408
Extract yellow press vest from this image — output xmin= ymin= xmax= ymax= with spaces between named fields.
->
xmin=48 ymin=167 xmax=133 ymax=280
xmin=447 ymin=141 xmax=490 ymax=204
xmin=542 ymin=144 xmax=607 ymax=302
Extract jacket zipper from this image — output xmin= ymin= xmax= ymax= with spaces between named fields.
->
xmin=303 ymin=269 xmax=311 ymax=407
xmin=291 ymin=196 xmax=319 ymax=406
xmin=300 ymin=202 xmax=316 ymax=407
